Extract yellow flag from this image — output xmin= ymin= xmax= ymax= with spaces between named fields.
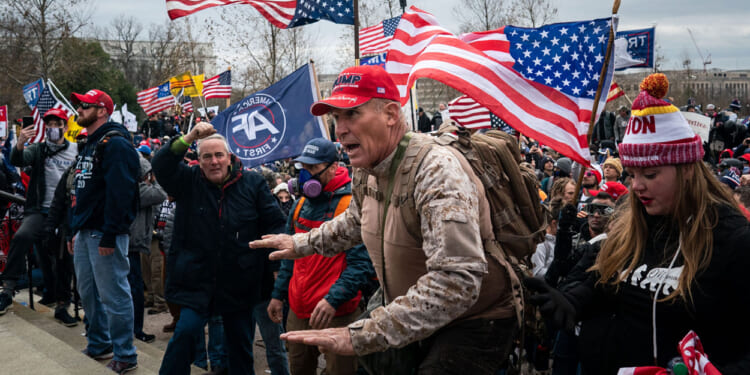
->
xmin=187 ymin=74 xmax=204 ymax=97
xmin=169 ymin=71 xmax=194 ymax=96
xmin=64 ymin=115 xmax=83 ymax=143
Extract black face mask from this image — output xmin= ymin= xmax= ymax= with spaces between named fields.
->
xmin=279 ymin=199 xmax=294 ymax=212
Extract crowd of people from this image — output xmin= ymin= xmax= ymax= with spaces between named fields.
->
xmin=0 ymin=66 xmax=748 ymax=375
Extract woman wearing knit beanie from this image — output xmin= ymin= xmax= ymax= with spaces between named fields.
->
xmin=526 ymin=73 xmax=750 ymax=374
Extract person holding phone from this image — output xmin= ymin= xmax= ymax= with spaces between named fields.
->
xmin=0 ymin=108 xmax=78 ymax=327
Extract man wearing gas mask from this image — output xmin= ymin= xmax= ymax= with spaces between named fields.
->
xmin=269 ymin=138 xmax=374 ymax=375
xmin=0 ymin=108 xmax=78 ymax=326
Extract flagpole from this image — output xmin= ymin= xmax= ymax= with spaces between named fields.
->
xmin=310 ymin=59 xmax=332 ymax=141
xmin=46 ymin=79 xmax=76 ymax=112
xmin=353 ymin=0 xmax=360 ymax=64
xmin=225 ymin=67 xmax=232 ymax=110
xmin=572 ymin=0 xmax=621 ymax=206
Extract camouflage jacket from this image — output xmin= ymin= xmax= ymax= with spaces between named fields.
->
xmin=292 ymin=135 xmax=489 ymax=355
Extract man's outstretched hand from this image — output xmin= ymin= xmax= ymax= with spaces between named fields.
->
xmin=249 ymin=234 xmax=303 ymax=261
xmin=281 ymin=327 xmax=355 ymax=356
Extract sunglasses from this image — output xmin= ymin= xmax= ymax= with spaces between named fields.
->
xmin=77 ymin=102 xmax=101 ymax=110
xmin=583 ymin=203 xmax=614 ymax=216
xmin=584 ymin=171 xmax=596 ymax=177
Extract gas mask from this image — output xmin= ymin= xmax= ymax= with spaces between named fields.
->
xmin=288 ymin=162 xmax=333 ymax=198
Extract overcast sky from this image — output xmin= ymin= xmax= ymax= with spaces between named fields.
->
xmin=89 ymin=0 xmax=750 ymax=74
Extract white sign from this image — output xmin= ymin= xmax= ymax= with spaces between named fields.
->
xmin=682 ymin=111 xmax=711 ymax=143
xmin=197 ymin=106 xmax=219 ymax=117
xmin=122 ymin=103 xmax=138 ymax=133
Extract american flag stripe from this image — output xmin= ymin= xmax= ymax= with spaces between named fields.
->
xmin=448 ymin=95 xmax=492 ymax=129
xmin=386 ymin=7 xmax=613 ymax=166
xmin=29 ymin=87 xmax=74 ymax=143
xmin=166 ymin=0 xmax=295 ymax=28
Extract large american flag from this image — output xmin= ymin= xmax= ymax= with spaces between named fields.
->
xmin=359 ymin=15 xmax=401 ymax=56
xmin=386 ymin=7 xmax=615 ymax=166
xmin=202 ymin=70 xmax=232 ymax=100
xmin=30 ymin=87 xmax=75 ymax=143
xmin=137 ymin=82 xmax=175 ymax=116
xmin=166 ymin=0 xmax=353 ymax=29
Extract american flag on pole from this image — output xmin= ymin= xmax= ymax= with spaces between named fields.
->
xmin=359 ymin=15 xmax=401 ymax=56
xmin=180 ymin=96 xmax=194 ymax=112
xmin=202 ymin=70 xmax=232 ymax=100
xmin=137 ymin=82 xmax=176 ymax=116
xmin=386 ymin=6 xmax=615 ymax=167
xmin=607 ymin=82 xmax=624 ymax=102
xmin=165 ymin=0 xmax=353 ymax=29
xmin=30 ymin=87 xmax=75 ymax=143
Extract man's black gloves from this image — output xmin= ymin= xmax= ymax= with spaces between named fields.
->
xmin=558 ymin=204 xmax=578 ymax=233
xmin=524 ymin=276 xmax=577 ymax=331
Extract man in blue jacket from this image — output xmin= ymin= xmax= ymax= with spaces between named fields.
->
xmin=152 ymin=122 xmax=287 ymax=375
xmin=268 ymin=138 xmax=374 ymax=375
xmin=68 ymin=89 xmax=140 ymax=374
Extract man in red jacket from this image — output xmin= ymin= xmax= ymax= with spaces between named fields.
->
xmin=267 ymin=138 xmax=374 ymax=375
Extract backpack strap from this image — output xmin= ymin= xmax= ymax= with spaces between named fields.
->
xmin=379 ymin=132 xmax=413 ymax=304
xmin=333 ymin=195 xmax=352 ymax=217
xmin=292 ymin=197 xmax=306 ymax=231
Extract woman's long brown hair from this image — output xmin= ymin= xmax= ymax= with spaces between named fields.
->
xmin=592 ymin=161 xmax=738 ymax=301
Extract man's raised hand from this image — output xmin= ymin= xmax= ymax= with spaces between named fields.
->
xmin=183 ymin=122 xmax=216 ymax=144
xmin=248 ymin=234 xmax=303 ymax=261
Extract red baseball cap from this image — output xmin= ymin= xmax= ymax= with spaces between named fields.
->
xmin=310 ymin=65 xmax=400 ymax=116
xmin=70 ymin=89 xmax=114 ymax=115
xmin=43 ymin=108 xmax=69 ymax=122
xmin=600 ymin=181 xmax=629 ymax=200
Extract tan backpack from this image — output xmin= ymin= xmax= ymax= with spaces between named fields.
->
xmin=399 ymin=124 xmax=546 ymax=271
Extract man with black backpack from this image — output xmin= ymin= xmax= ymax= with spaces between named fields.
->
xmin=250 ymin=65 xmax=541 ymax=374
xmin=68 ymin=89 xmax=140 ymax=374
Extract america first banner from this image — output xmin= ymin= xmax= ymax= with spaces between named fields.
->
xmin=211 ymin=64 xmax=327 ymax=168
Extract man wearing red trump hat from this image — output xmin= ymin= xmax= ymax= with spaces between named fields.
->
xmin=69 ymin=88 xmax=141 ymax=373
xmin=251 ymin=65 xmax=517 ymax=374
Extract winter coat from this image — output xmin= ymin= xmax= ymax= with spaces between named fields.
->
xmin=128 ymin=156 xmax=167 ymax=254
xmin=152 ymin=139 xmax=287 ymax=314
xmin=271 ymin=167 xmax=374 ymax=318
xmin=567 ymin=205 xmax=750 ymax=374
xmin=69 ymin=123 xmax=139 ymax=248
xmin=11 ymin=140 xmax=76 ymax=214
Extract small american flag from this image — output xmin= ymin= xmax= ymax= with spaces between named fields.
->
xmin=137 ymin=82 xmax=175 ymax=116
xmin=359 ymin=15 xmax=401 ymax=56
xmin=606 ymin=82 xmax=624 ymax=102
xmin=30 ymin=87 xmax=74 ymax=143
xmin=448 ymin=95 xmax=516 ymax=134
xmin=202 ymin=70 xmax=232 ymax=100
xmin=180 ymin=96 xmax=194 ymax=112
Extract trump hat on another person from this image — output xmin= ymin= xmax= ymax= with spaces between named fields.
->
xmin=310 ymin=65 xmax=400 ymax=116
xmin=70 ymin=89 xmax=114 ymax=115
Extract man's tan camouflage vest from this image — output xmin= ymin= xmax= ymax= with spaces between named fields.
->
xmin=353 ymin=130 xmax=538 ymax=325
